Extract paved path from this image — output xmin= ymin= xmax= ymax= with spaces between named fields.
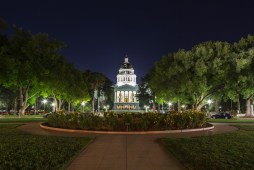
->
xmin=17 ymin=123 xmax=238 ymax=170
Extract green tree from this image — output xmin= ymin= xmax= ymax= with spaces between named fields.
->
xmin=232 ymin=35 xmax=254 ymax=116
xmin=149 ymin=41 xmax=232 ymax=111
xmin=0 ymin=27 xmax=65 ymax=115
xmin=100 ymin=77 xmax=114 ymax=110
xmin=138 ymin=74 xmax=156 ymax=110
xmin=83 ymin=71 xmax=106 ymax=113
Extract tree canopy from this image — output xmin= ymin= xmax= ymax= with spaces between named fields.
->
xmin=0 ymin=22 xmax=112 ymax=115
xmin=148 ymin=35 xmax=254 ymax=114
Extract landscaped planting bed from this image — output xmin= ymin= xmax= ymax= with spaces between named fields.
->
xmin=162 ymin=125 xmax=254 ymax=170
xmin=47 ymin=111 xmax=207 ymax=131
xmin=0 ymin=124 xmax=92 ymax=170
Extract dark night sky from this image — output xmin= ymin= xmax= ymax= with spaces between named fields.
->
xmin=2 ymin=0 xmax=254 ymax=83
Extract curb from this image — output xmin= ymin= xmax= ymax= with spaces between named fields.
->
xmin=40 ymin=123 xmax=214 ymax=135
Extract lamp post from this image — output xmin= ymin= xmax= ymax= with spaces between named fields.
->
xmin=181 ymin=105 xmax=185 ymax=111
xmin=144 ymin=105 xmax=148 ymax=112
xmin=219 ymin=106 xmax=222 ymax=112
xmin=207 ymin=99 xmax=212 ymax=111
xmin=42 ymin=99 xmax=47 ymax=113
xmin=168 ymin=102 xmax=172 ymax=111
xmin=207 ymin=99 xmax=212 ymax=105
xmin=104 ymin=105 xmax=109 ymax=112
xmin=81 ymin=102 xmax=85 ymax=113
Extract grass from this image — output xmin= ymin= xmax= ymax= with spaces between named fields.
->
xmin=0 ymin=123 xmax=93 ymax=170
xmin=161 ymin=125 xmax=254 ymax=170
xmin=0 ymin=115 xmax=47 ymax=122
xmin=208 ymin=118 xmax=254 ymax=123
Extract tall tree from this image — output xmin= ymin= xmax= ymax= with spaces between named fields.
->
xmin=0 ymin=27 xmax=65 ymax=115
xmin=138 ymin=74 xmax=156 ymax=110
xmin=232 ymin=35 xmax=254 ymax=116
xmin=83 ymin=71 xmax=104 ymax=113
xmin=149 ymin=41 xmax=232 ymax=110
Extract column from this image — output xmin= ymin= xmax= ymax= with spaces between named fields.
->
xmin=128 ymin=91 xmax=129 ymax=103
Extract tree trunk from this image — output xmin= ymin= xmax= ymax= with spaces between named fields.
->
xmin=68 ymin=102 xmax=71 ymax=112
xmin=98 ymin=96 xmax=100 ymax=113
xmin=92 ymin=98 xmax=95 ymax=114
xmin=177 ymin=99 xmax=181 ymax=112
xmin=72 ymin=103 xmax=74 ymax=112
xmin=58 ymin=99 xmax=64 ymax=111
xmin=197 ymin=104 xmax=203 ymax=111
xmin=14 ymin=97 xmax=17 ymax=114
xmin=19 ymin=87 xmax=29 ymax=116
xmin=34 ymin=97 xmax=37 ymax=114
xmin=230 ymin=100 xmax=233 ymax=112
xmin=237 ymin=95 xmax=241 ymax=114
xmin=152 ymin=95 xmax=156 ymax=111
xmin=214 ymin=99 xmax=219 ymax=113
xmin=53 ymin=96 xmax=58 ymax=112
xmin=246 ymin=97 xmax=251 ymax=116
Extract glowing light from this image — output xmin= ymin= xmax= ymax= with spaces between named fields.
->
xmin=42 ymin=99 xmax=47 ymax=104
xmin=207 ymin=99 xmax=212 ymax=104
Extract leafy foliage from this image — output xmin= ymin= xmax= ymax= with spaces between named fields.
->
xmin=0 ymin=21 xmax=93 ymax=114
xmin=149 ymin=35 xmax=254 ymax=114
xmin=47 ymin=111 xmax=207 ymax=131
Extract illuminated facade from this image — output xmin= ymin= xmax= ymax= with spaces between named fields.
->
xmin=114 ymin=57 xmax=140 ymax=111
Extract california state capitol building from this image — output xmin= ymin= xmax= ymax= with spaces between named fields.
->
xmin=113 ymin=57 xmax=140 ymax=111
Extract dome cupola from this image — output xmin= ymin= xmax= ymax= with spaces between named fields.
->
xmin=116 ymin=57 xmax=137 ymax=86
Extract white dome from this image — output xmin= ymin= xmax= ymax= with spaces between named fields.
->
xmin=116 ymin=57 xmax=137 ymax=86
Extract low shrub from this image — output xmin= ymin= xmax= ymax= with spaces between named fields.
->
xmin=47 ymin=110 xmax=208 ymax=131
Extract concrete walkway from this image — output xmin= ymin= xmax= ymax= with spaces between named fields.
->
xmin=17 ymin=123 xmax=238 ymax=170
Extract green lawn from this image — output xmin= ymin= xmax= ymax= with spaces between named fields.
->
xmin=208 ymin=118 xmax=254 ymax=123
xmin=0 ymin=115 xmax=47 ymax=122
xmin=162 ymin=125 xmax=254 ymax=170
xmin=0 ymin=124 xmax=93 ymax=170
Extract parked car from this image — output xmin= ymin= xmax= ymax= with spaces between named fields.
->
xmin=211 ymin=112 xmax=233 ymax=119
xmin=0 ymin=110 xmax=8 ymax=115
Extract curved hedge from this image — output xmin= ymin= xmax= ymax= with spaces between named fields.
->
xmin=47 ymin=110 xmax=207 ymax=131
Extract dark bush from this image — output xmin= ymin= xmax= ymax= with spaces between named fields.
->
xmin=47 ymin=110 xmax=207 ymax=131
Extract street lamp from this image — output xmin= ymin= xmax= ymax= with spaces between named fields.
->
xmin=104 ymin=105 xmax=109 ymax=112
xmin=181 ymin=105 xmax=185 ymax=111
xmin=219 ymin=106 xmax=222 ymax=112
xmin=168 ymin=102 xmax=172 ymax=111
xmin=144 ymin=105 xmax=148 ymax=112
xmin=81 ymin=102 xmax=85 ymax=113
xmin=207 ymin=99 xmax=212 ymax=105
xmin=206 ymin=99 xmax=213 ymax=115
xmin=42 ymin=99 xmax=47 ymax=112
xmin=207 ymin=99 xmax=212 ymax=110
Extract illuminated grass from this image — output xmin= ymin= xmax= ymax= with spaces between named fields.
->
xmin=162 ymin=125 xmax=254 ymax=170
xmin=0 ymin=115 xmax=47 ymax=122
xmin=0 ymin=124 xmax=93 ymax=170
xmin=208 ymin=118 xmax=254 ymax=123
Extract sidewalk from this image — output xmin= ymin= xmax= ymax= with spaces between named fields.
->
xmin=18 ymin=123 xmax=238 ymax=170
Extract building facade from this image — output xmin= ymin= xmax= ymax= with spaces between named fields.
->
xmin=113 ymin=58 xmax=140 ymax=111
